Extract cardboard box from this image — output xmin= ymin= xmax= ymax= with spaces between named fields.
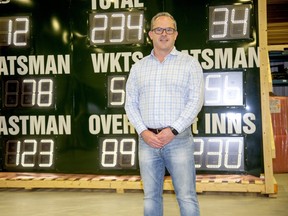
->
xmin=270 ymin=96 xmax=288 ymax=135
xmin=270 ymin=96 xmax=288 ymax=173
xmin=273 ymin=135 xmax=288 ymax=173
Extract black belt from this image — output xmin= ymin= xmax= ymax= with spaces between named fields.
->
xmin=147 ymin=128 xmax=164 ymax=134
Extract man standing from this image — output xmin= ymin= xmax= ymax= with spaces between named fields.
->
xmin=125 ymin=12 xmax=204 ymax=216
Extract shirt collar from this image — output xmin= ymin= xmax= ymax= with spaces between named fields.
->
xmin=150 ymin=46 xmax=179 ymax=59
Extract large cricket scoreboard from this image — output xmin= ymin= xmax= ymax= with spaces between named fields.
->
xmin=0 ymin=0 xmax=263 ymax=176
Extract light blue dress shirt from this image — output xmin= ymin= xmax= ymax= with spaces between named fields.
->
xmin=125 ymin=47 xmax=204 ymax=135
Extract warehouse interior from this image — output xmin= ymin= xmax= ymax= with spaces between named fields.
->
xmin=0 ymin=0 xmax=288 ymax=215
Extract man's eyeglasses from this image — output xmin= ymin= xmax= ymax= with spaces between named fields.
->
xmin=152 ymin=27 xmax=176 ymax=35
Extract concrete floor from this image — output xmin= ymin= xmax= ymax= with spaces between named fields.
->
xmin=0 ymin=174 xmax=287 ymax=216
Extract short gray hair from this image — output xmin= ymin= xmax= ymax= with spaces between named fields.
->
xmin=150 ymin=12 xmax=177 ymax=30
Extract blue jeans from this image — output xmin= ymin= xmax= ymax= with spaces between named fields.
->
xmin=139 ymin=128 xmax=200 ymax=216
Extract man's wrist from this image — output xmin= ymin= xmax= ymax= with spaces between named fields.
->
xmin=170 ymin=127 xmax=179 ymax=135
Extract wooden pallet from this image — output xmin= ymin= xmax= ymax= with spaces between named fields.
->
xmin=0 ymin=172 xmax=276 ymax=195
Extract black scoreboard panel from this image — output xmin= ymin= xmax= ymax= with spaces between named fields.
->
xmin=0 ymin=0 xmax=263 ymax=176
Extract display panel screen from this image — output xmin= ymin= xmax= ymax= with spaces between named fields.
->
xmin=2 ymin=78 xmax=54 ymax=108
xmin=204 ymin=71 xmax=243 ymax=106
xmin=194 ymin=137 xmax=244 ymax=171
xmin=4 ymin=138 xmax=54 ymax=169
xmin=0 ymin=16 xmax=30 ymax=47
xmin=89 ymin=11 xmax=144 ymax=45
xmin=107 ymin=75 xmax=126 ymax=107
xmin=209 ymin=4 xmax=251 ymax=40
xmin=99 ymin=137 xmax=137 ymax=169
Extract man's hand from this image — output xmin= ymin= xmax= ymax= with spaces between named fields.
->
xmin=141 ymin=128 xmax=175 ymax=148
xmin=156 ymin=128 xmax=175 ymax=145
xmin=140 ymin=130 xmax=164 ymax=148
